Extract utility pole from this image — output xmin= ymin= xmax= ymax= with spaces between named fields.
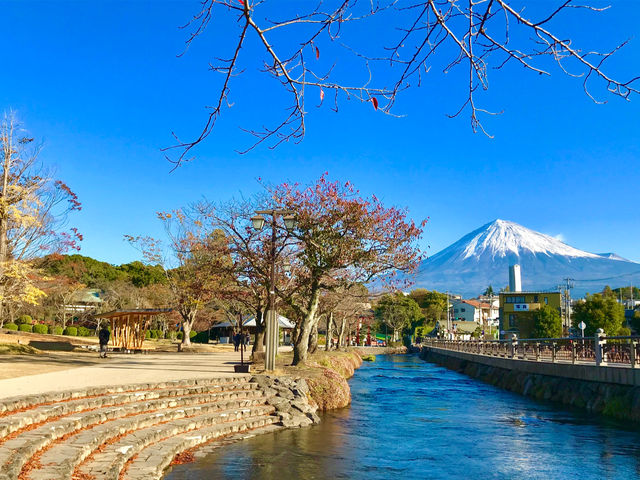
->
xmin=562 ymin=278 xmax=574 ymax=336
xmin=446 ymin=291 xmax=450 ymax=335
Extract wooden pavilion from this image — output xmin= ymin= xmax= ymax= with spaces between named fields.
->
xmin=95 ymin=309 xmax=172 ymax=351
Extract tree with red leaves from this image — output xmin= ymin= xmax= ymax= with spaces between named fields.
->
xmin=126 ymin=209 xmax=236 ymax=347
xmin=269 ymin=174 xmax=426 ymax=364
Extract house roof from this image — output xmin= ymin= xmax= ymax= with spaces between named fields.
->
xmin=95 ymin=308 xmax=173 ymax=319
xmin=71 ymin=289 xmax=103 ymax=304
xmin=452 ymin=321 xmax=479 ymax=333
xmin=212 ymin=314 xmax=295 ymax=329
xmin=454 ymin=299 xmax=491 ymax=309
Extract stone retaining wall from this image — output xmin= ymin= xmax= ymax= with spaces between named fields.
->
xmin=421 ymin=346 xmax=640 ymax=422
xmin=0 ymin=375 xmax=320 ymax=480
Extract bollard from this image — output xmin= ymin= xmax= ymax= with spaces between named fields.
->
xmin=595 ymin=329 xmax=607 ymax=366
xmin=510 ymin=333 xmax=518 ymax=359
xmin=571 ymin=342 xmax=576 ymax=364
xmin=552 ymin=342 xmax=557 ymax=363
xmin=535 ymin=342 xmax=540 ymax=362
xmin=631 ymin=341 xmax=637 ymax=369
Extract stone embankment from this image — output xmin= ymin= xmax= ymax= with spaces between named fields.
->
xmin=0 ymin=375 xmax=319 ymax=480
xmin=300 ymin=350 xmax=363 ymax=410
xmin=421 ymin=348 xmax=640 ymax=422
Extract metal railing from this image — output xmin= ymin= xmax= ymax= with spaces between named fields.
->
xmin=421 ymin=332 xmax=640 ymax=368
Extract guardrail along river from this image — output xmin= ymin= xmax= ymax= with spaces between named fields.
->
xmin=166 ymin=354 xmax=640 ymax=480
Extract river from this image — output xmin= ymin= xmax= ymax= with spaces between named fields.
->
xmin=165 ymin=354 xmax=640 ymax=479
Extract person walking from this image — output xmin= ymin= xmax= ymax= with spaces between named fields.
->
xmin=233 ymin=332 xmax=240 ymax=352
xmin=98 ymin=325 xmax=110 ymax=358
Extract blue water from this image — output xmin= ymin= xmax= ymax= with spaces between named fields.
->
xmin=165 ymin=354 xmax=640 ymax=479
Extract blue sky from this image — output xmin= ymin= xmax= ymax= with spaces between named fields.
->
xmin=1 ymin=0 xmax=639 ymax=265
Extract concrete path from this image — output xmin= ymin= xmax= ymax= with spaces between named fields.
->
xmin=0 ymin=346 xmax=293 ymax=400
xmin=0 ymin=351 xmax=246 ymax=400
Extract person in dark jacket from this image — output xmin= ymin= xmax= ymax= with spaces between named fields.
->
xmin=98 ymin=326 xmax=110 ymax=358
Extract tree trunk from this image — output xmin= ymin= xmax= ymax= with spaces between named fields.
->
xmin=308 ymin=321 xmax=318 ymax=354
xmin=252 ymin=309 xmax=265 ymax=354
xmin=337 ymin=315 xmax=346 ymax=350
xmin=325 ymin=312 xmax=333 ymax=351
xmin=181 ymin=310 xmax=196 ymax=346
xmin=292 ymin=283 xmax=321 ymax=365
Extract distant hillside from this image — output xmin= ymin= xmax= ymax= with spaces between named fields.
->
xmin=411 ymin=219 xmax=640 ymax=298
xmin=35 ymin=254 xmax=167 ymax=288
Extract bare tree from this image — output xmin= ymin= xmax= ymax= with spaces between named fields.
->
xmin=166 ymin=0 xmax=639 ymax=164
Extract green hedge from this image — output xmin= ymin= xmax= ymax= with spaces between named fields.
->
xmin=18 ymin=324 xmax=33 ymax=333
xmin=33 ymin=324 xmax=48 ymax=334
xmin=165 ymin=331 xmax=176 ymax=340
xmin=48 ymin=325 xmax=63 ymax=335
xmin=145 ymin=330 xmax=151 ymax=339
xmin=191 ymin=331 xmax=209 ymax=344
xmin=152 ymin=329 xmax=163 ymax=339
xmin=4 ymin=323 xmax=18 ymax=331
xmin=176 ymin=331 xmax=183 ymax=340
xmin=63 ymin=326 xmax=78 ymax=336
xmin=16 ymin=315 xmax=33 ymax=325
xmin=78 ymin=326 xmax=93 ymax=337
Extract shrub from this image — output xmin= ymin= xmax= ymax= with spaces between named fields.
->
xmin=165 ymin=330 xmax=177 ymax=340
xmin=189 ymin=330 xmax=197 ymax=339
xmin=154 ymin=330 xmax=164 ymax=339
xmin=4 ymin=323 xmax=18 ymax=331
xmin=191 ymin=331 xmax=209 ymax=344
xmin=16 ymin=315 xmax=33 ymax=325
xmin=77 ymin=326 xmax=92 ymax=337
xmin=18 ymin=324 xmax=33 ymax=333
xmin=33 ymin=324 xmax=48 ymax=334
xmin=176 ymin=332 xmax=183 ymax=340
xmin=149 ymin=330 xmax=159 ymax=339
xmin=48 ymin=325 xmax=64 ymax=335
xmin=63 ymin=326 xmax=78 ymax=336
xmin=145 ymin=330 xmax=151 ymax=339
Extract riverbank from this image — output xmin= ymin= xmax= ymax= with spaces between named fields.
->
xmin=421 ymin=347 xmax=640 ymax=422
xmin=269 ymin=349 xmax=364 ymax=411
xmin=166 ymin=353 xmax=640 ymax=480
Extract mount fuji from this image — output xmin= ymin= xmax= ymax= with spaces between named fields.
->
xmin=411 ymin=219 xmax=640 ymax=298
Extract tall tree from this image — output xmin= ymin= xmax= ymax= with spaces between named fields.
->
xmin=409 ymin=288 xmax=446 ymax=325
xmin=572 ymin=293 xmax=625 ymax=337
xmin=532 ymin=305 xmax=562 ymax=339
xmin=375 ymin=293 xmax=422 ymax=341
xmin=126 ymin=209 xmax=234 ymax=347
xmin=0 ymin=112 xmax=81 ymax=322
xmin=271 ymin=175 xmax=425 ymax=364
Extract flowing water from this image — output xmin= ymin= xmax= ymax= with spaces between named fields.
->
xmin=165 ymin=354 xmax=640 ymax=479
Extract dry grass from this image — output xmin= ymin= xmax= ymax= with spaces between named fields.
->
xmin=0 ymin=343 xmax=41 ymax=355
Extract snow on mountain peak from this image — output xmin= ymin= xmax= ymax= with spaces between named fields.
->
xmin=459 ymin=219 xmax=600 ymax=260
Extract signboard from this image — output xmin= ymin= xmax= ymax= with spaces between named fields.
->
xmin=578 ymin=321 xmax=586 ymax=330
xmin=514 ymin=304 xmax=529 ymax=311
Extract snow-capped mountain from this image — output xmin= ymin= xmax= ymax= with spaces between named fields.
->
xmin=412 ymin=219 xmax=640 ymax=297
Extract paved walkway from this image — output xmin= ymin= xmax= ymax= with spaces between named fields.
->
xmin=0 ymin=351 xmax=248 ymax=400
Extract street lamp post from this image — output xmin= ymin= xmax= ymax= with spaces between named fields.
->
xmin=251 ymin=209 xmax=296 ymax=372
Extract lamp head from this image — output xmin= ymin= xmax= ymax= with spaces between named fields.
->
xmin=251 ymin=215 xmax=265 ymax=231
xmin=283 ymin=214 xmax=296 ymax=230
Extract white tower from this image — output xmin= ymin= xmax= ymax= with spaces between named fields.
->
xmin=509 ymin=264 xmax=522 ymax=292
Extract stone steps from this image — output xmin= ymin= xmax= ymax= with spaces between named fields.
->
xmin=13 ymin=397 xmax=268 ymax=480
xmin=0 ymin=376 xmax=250 ymax=416
xmin=124 ymin=416 xmax=278 ymax=480
xmin=0 ymin=374 xmax=319 ymax=480
xmin=0 ymin=379 xmax=256 ymax=437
